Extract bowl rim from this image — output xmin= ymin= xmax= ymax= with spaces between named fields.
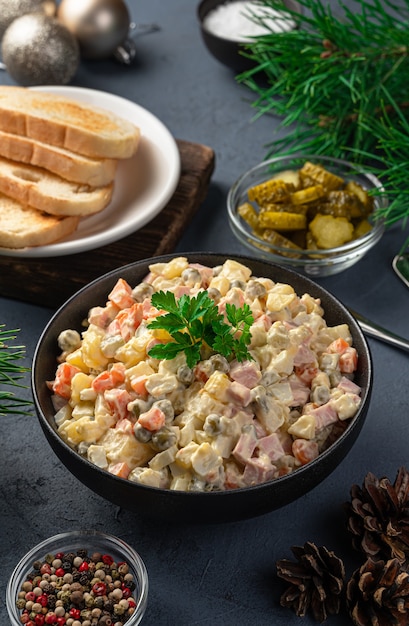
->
xmin=6 ymin=529 xmax=149 ymax=625
xmin=31 ymin=253 xmax=372 ymax=499
xmin=227 ymin=154 xmax=387 ymax=262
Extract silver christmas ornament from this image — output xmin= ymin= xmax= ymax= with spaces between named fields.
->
xmin=0 ymin=0 xmax=56 ymax=38
xmin=2 ymin=14 xmax=80 ymax=86
xmin=58 ymin=0 xmax=131 ymax=60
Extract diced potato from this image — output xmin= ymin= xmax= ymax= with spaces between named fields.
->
xmin=208 ymin=275 xmax=231 ymax=296
xmin=65 ymin=348 xmax=90 ymax=373
xmin=266 ymin=283 xmax=296 ymax=312
xmin=81 ymin=326 xmax=109 ymax=371
xmin=219 ymin=259 xmax=252 ymax=282
xmin=149 ymin=256 xmax=189 ymax=279
xmin=70 ymin=372 xmax=93 ymax=406
xmin=203 ymin=370 xmax=231 ymax=401
xmin=149 ymin=444 xmax=178 ymax=470
xmin=288 ymin=414 xmax=316 ymax=439
xmin=190 ymin=442 xmax=222 ymax=478
xmin=175 ymin=441 xmax=200 ymax=469
xmin=59 ymin=416 xmax=103 ymax=445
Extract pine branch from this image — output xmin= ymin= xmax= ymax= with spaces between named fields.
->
xmin=237 ymin=0 xmax=409 ymax=225
xmin=0 ymin=325 xmax=32 ymax=416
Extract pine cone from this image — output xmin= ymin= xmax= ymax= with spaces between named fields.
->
xmin=346 ymin=557 xmax=409 ymax=626
xmin=276 ymin=541 xmax=345 ymax=623
xmin=345 ymin=467 xmax=409 ymax=563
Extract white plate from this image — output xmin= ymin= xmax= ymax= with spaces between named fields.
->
xmin=0 ymin=86 xmax=181 ymax=258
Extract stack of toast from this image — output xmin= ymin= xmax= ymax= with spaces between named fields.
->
xmin=0 ymin=86 xmax=141 ymax=249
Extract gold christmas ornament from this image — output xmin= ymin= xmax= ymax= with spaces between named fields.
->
xmin=0 ymin=0 xmax=56 ymax=38
xmin=1 ymin=13 xmax=80 ymax=86
xmin=58 ymin=0 xmax=131 ymax=60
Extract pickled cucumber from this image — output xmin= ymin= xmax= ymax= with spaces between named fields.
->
xmin=237 ymin=160 xmax=375 ymax=255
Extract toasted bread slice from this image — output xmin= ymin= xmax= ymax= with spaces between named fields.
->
xmin=0 ymin=157 xmax=113 ymax=217
xmin=0 ymin=193 xmax=79 ymax=249
xmin=0 ymin=130 xmax=118 ymax=186
xmin=0 ymin=86 xmax=140 ymax=159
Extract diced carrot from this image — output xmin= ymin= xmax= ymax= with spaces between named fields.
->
xmin=104 ymin=388 xmax=132 ymax=421
xmin=108 ymin=278 xmax=134 ymax=309
xmin=116 ymin=303 xmax=143 ymax=341
xmin=92 ymin=362 xmax=126 ymax=392
xmin=339 ymin=347 xmax=358 ymax=373
xmin=292 ymin=439 xmax=319 ymax=465
xmin=327 ymin=337 xmax=350 ymax=354
xmin=129 ymin=374 xmax=149 ymax=399
xmin=138 ymin=406 xmax=166 ymax=432
xmin=108 ymin=462 xmax=130 ymax=479
xmin=52 ymin=362 xmax=81 ymax=399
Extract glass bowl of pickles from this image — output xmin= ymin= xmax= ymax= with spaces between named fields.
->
xmin=227 ymin=154 xmax=387 ymax=276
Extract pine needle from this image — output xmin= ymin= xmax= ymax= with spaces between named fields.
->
xmin=0 ymin=325 xmax=32 ymax=416
xmin=237 ymin=0 xmax=409 ymax=226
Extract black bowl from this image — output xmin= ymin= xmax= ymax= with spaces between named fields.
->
xmin=197 ymin=0 xmax=301 ymax=72
xmin=32 ymin=253 xmax=372 ymax=524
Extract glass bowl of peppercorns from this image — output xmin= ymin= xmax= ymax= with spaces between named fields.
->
xmin=6 ymin=530 xmax=148 ymax=626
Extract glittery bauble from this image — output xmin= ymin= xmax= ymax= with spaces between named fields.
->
xmin=58 ymin=0 xmax=131 ymax=60
xmin=0 ymin=0 xmax=56 ymax=38
xmin=2 ymin=14 xmax=80 ymax=86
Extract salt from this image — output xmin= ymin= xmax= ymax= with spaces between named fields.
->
xmin=203 ymin=1 xmax=296 ymax=42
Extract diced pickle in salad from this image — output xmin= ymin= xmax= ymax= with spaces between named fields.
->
xmin=49 ymin=257 xmax=362 ymax=492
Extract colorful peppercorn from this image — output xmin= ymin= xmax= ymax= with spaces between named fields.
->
xmin=16 ymin=548 xmax=138 ymax=625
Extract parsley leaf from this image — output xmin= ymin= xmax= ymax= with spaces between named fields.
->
xmin=147 ymin=290 xmax=254 ymax=368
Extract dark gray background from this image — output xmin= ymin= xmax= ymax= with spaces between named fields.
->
xmin=1 ymin=1 xmax=408 ymax=624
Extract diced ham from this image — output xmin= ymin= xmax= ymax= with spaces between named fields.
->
xmin=188 ymin=263 xmax=214 ymax=287
xmin=88 ymin=303 xmax=118 ymax=328
xmin=256 ymin=433 xmax=285 ymax=462
xmin=293 ymin=343 xmax=317 ymax=367
xmin=229 ymin=360 xmax=262 ymax=389
xmin=218 ymin=287 xmax=245 ymax=313
xmin=251 ymin=313 xmax=272 ymax=331
xmin=115 ymin=418 xmax=134 ymax=435
xmin=224 ymin=462 xmax=244 ymax=490
xmin=337 ymin=376 xmax=361 ymax=395
xmin=227 ymin=381 xmax=252 ymax=406
xmin=288 ymin=375 xmax=311 ymax=407
xmin=242 ymin=457 xmax=276 ymax=486
xmin=232 ymin=425 xmax=258 ymax=464
xmin=310 ymin=402 xmax=338 ymax=431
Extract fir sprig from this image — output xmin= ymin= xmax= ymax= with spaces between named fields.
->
xmin=237 ymin=0 xmax=409 ymax=226
xmin=0 ymin=325 xmax=32 ymax=416
xmin=147 ymin=291 xmax=254 ymax=368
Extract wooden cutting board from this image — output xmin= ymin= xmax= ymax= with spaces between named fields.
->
xmin=0 ymin=140 xmax=215 ymax=309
